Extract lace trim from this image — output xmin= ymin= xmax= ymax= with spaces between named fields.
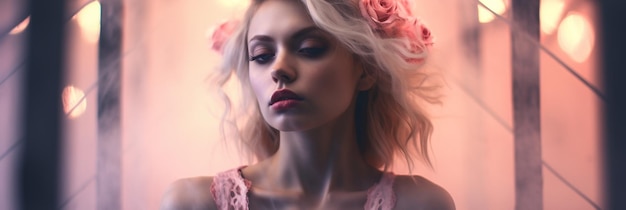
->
xmin=210 ymin=167 xmax=251 ymax=210
xmin=364 ymin=172 xmax=397 ymax=210
xmin=211 ymin=167 xmax=396 ymax=210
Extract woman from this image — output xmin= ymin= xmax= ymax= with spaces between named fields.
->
xmin=162 ymin=0 xmax=454 ymax=209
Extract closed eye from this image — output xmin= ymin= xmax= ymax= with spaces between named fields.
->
xmin=249 ymin=53 xmax=275 ymax=64
xmin=297 ymin=47 xmax=327 ymax=59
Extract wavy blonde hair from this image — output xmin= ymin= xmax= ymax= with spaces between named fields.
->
xmin=210 ymin=0 xmax=441 ymax=172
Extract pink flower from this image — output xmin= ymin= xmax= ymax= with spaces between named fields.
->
xmin=403 ymin=19 xmax=435 ymax=47
xmin=359 ymin=0 xmax=435 ymax=64
xmin=207 ymin=19 xmax=240 ymax=53
xmin=402 ymin=20 xmax=434 ymax=63
xmin=359 ymin=0 xmax=412 ymax=37
xmin=420 ymin=23 xmax=434 ymax=46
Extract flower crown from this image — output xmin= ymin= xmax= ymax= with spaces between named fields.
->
xmin=207 ymin=0 xmax=433 ymax=57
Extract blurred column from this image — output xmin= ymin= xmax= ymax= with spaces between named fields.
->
xmin=97 ymin=0 xmax=123 ymax=209
xmin=18 ymin=0 xmax=66 ymax=209
xmin=458 ymin=1 xmax=487 ymax=208
xmin=510 ymin=0 xmax=543 ymax=209
xmin=600 ymin=1 xmax=626 ymax=210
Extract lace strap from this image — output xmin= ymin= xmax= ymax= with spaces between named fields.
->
xmin=210 ymin=168 xmax=252 ymax=210
xmin=364 ymin=172 xmax=397 ymax=210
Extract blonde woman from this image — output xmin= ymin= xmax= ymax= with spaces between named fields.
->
xmin=162 ymin=0 xmax=454 ymax=209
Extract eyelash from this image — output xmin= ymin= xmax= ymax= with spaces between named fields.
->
xmin=249 ymin=46 xmax=328 ymax=65
xmin=249 ymin=53 xmax=273 ymax=63
xmin=298 ymin=47 xmax=327 ymax=58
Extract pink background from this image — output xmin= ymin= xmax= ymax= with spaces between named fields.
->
xmin=0 ymin=0 xmax=603 ymax=209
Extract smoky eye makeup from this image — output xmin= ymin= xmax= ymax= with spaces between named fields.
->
xmin=249 ymin=46 xmax=275 ymax=64
xmin=294 ymin=37 xmax=330 ymax=59
xmin=247 ymin=27 xmax=333 ymax=63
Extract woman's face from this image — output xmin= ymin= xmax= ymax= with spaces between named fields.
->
xmin=247 ymin=0 xmax=366 ymax=131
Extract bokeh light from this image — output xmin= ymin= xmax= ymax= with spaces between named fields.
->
xmin=9 ymin=16 xmax=30 ymax=35
xmin=478 ymin=0 xmax=507 ymax=23
xmin=62 ymin=86 xmax=87 ymax=119
xmin=540 ymin=0 xmax=566 ymax=35
xmin=75 ymin=1 xmax=101 ymax=43
xmin=557 ymin=13 xmax=594 ymax=63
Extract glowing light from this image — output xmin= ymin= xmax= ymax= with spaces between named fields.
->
xmin=62 ymin=86 xmax=87 ymax=119
xmin=540 ymin=0 xmax=565 ymax=34
xmin=557 ymin=13 xmax=594 ymax=63
xmin=478 ymin=0 xmax=507 ymax=23
xmin=75 ymin=1 xmax=101 ymax=43
xmin=217 ymin=0 xmax=249 ymax=8
xmin=9 ymin=16 xmax=30 ymax=35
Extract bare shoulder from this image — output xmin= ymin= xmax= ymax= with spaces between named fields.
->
xmin=160 ymin=176 xmax=217 ymax=210
xmin=393 ymin=175 xmax=455 ymax=210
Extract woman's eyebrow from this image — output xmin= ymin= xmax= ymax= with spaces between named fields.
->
xmin=248 ymin=35 xmax=273 ymax=44
xmin=248 ymin=26 xmax=323 ymax=44
xmin=290 ymin=26 xmax=323 ymax=39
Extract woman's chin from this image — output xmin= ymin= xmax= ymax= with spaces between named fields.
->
xmin=267 ymin=118 xmax=317 ymax=132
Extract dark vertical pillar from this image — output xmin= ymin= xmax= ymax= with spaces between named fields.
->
xmin=510 ymin=0 xmax=542 ymax=209
xmin=600 ymin=1 xmax=626 ymax=210
xmin=18 ymin=0 xmax=66 ymax=209
xmin=97 ymin=0 xmax=123 ymax=209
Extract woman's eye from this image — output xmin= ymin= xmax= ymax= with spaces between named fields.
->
xmin=297 ymin=47 xmax=327 ymax=58
xmin=249 ymin=53 xmax=274 ymax=64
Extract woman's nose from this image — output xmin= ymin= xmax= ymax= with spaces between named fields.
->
xmin=270 ymin=51 xmax=296 ymax=84
xmin=271 ymin=68 xmax=295 ymax=84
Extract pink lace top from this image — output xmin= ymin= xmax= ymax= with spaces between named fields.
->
xmin=210 ymin=167 xmax=396 ymax=210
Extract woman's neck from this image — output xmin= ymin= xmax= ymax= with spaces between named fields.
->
xmin=248 ymin=106 xmax=381 ymax=201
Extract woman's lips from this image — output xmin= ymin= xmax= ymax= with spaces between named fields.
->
xmin=269 ymin=89 xmax=302 ymax=105
xmin=270 ymin=99 xmax=301 ymax=111
xmin=269 ymin=89 xmax=302 ymax=111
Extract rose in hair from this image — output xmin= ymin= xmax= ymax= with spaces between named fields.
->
xmin=406 ymin=19 xmax=434 ymax=46
xmin=207 ymin=19 xmax=239 ymax=53
xmin=359 ymin=0 xmax=412 ymax=37
xmin=400 ymin=18 xmax=435 ymax=63
xmin=420 ymin=22 xmax=433 ymax=46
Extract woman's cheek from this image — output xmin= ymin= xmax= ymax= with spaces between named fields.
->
xmin=248 ymin=70 xmax=267 ymax=104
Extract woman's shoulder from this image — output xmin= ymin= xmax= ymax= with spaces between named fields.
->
xmin=392 ymin=175 xmax=455 ymax=210
xmin=160 ymin=176 xmax=217 ymax=210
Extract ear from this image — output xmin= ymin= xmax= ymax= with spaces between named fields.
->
xmin=356 ymin=63 xmax=376 ymax=91
xmin=353 ymin=55 xmax=376 ymax=91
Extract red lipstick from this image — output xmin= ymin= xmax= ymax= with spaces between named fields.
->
xmin=269 ymin=89 xmax=302 ymax=110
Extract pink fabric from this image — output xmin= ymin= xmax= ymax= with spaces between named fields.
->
xmin=364 ymin=172 xmax=397 ymax=210
xmin=210 ymin=167 xmax=396 ymax=210
xmin=210 ymin=167 xmax=252 ymax=210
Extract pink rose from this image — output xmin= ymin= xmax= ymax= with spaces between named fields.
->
xmin=359 ymin=0 xmax=412 ymax=37
xmin=403 ymin=19 xmax=434 ymax=47
xmin=207 ymin=19 xmax=240 ymax=53
xmin=358 ymin=0 xmax=434 ymax=64
xmin=403 ymin=20 xmax=434 ymax=63
xmin=420 ymin=23 xmax=434 ymax=46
